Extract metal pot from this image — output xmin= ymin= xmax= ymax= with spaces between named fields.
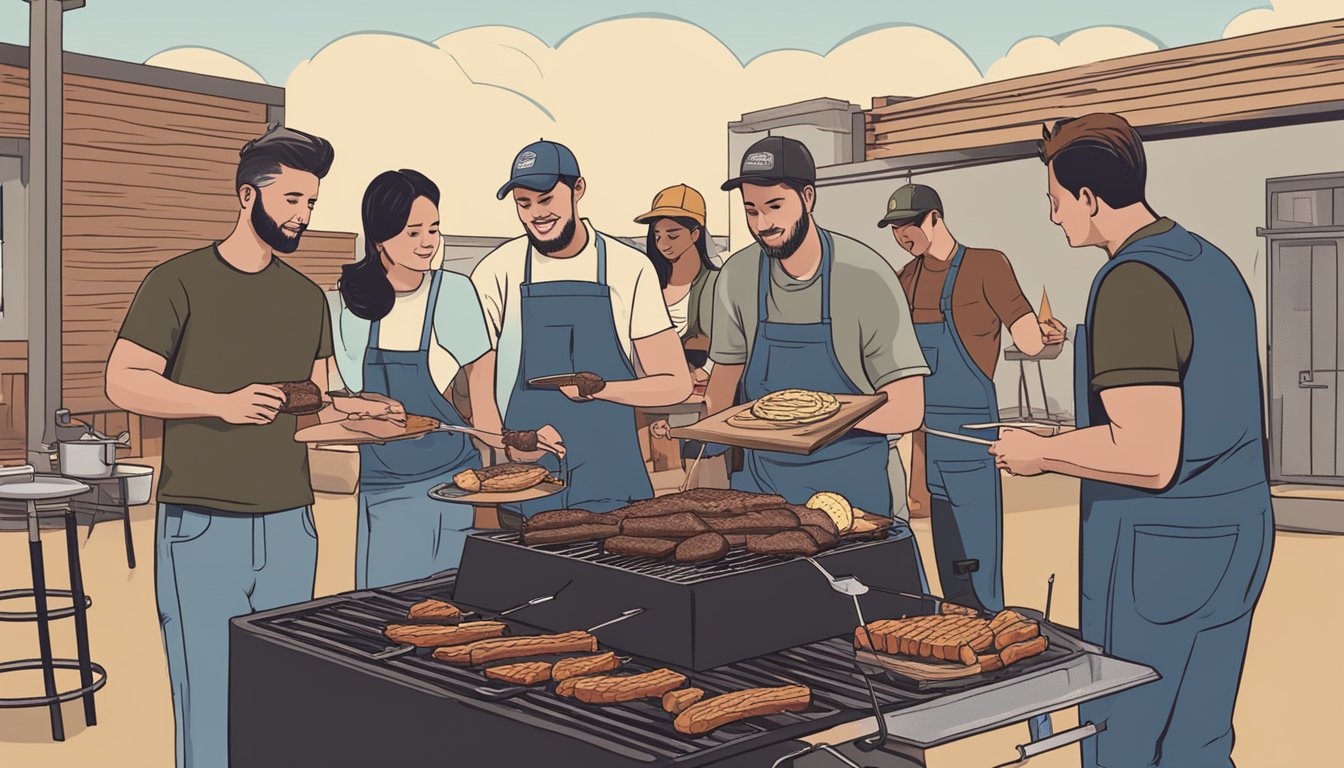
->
xmin=58 ymin=438 xmax=122 ymax=478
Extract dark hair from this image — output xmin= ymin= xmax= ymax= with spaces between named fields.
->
xmin=1038 ymin=113 xmax=1147 ymax=209
xmin=236 ymin=123 xmax=335 ymax=191
xmin=643 ymin=216 xmax=719 ymax=289
xmin=338 ymin=169 xmax=441 ymax=321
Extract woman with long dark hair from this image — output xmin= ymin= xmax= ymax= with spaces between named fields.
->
xmin=328 ymin=169 xmax=556 ymax=588
xmin=634 ymin=184 xmax=720 ymax=387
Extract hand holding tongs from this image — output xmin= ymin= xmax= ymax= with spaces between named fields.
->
xmin=372 ymin=592 xmax=559 ymax=661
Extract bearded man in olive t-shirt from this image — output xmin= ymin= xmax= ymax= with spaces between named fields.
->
xmin=105 ymin=125 xmax=394 ymax=768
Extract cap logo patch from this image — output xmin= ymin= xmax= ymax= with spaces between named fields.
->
xmin=743 ymin=151 xmax=775 ymax=171
xmin=516 ymin=151 xmax=537 ymax=170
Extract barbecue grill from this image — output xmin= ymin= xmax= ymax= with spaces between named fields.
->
xmin=230 ymin=572 xmax=1156 ymax=767
xmin=454 ymin=529 xmax=928 ymax=670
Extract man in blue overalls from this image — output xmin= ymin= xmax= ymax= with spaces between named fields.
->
xmin=888 ymin=183 xmax=1065 ymax=614
xmin=991 ymin=113 xmax=1274 ymax=767
xmin=471 ymin=141 xmax=693 ymax=517
xmin=705 ymin=136 xmax=930 ymax=524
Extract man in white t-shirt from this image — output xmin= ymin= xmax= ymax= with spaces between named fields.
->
xmin=471 ymin=140 xmax=692 ymax=515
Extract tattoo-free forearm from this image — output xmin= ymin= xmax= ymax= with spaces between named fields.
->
xmin=107 ymin=367 xmax=220 ymax=420
xmin=855 ymin=377 xmax=925 ymax=435
xmin=464 ymin=356 xmax=504 ymax=435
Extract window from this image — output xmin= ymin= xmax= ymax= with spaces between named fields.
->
xmin=1269 ymin=185 xmax=1344 ymax=230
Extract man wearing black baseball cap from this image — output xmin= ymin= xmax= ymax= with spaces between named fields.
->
xmin=471 ymin=140 xmax=692 ymax=517
xmin=886 ymin=183 xmax=1065 ymax=614
xmin=705 ymin=136 xmax=930 ymax=523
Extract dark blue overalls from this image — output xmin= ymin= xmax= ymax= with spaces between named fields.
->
xmin=911 ymin=245 xmax=1005 ymax=613
xmin=1075 ymin=223 xmax=1273 ymax=767
xmin=503 ymin=233 xmax=654 ymax=516
xmin=356 ymin=270 xmax=482 ymax=589
xmin=730 ymin=230 xmax=893 ymax=517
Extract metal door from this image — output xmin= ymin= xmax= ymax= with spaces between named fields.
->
xmin=1269 ymin=239 xmax=1344 ymax=483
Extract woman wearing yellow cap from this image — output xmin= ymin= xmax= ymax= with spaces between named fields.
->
xmin=634 ymin=184 xmax=721 ymax=386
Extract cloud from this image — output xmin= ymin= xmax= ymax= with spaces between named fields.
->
xmin=143 ymin=47 xmax=266 ymax=83
xmin=142 ymin=18 xmax=1182 ymax=246
xmin=984 ymin=27 xmax=1159 ymax=81
xmin=1223 ymin=0 xmax=1341 ymax=38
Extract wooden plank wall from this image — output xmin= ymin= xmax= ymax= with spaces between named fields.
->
xmin=864 ymin=20 xmax=1344 ymax=160
xmin=0 ymin=342 xmax=27 ymax=463
xmin=3 ymin=62 xmax=356 ymax=458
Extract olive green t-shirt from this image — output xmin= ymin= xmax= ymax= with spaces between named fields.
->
xmin=117 ymin=245 xmax=334 ymax=513
xmin=709 ymin=229 xmax=931 ymax=392
xmin=1089 ymin=218 xmax=1194 ymax=391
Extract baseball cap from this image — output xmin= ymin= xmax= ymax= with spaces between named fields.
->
xmin=634 ymin=184 xmax=707 ymax=227
xmin=877 ymin=184 xmax=943 ymax=228
xmin=721 ymin=136 xmax=816 ymax=192
xmin=496 ymin=140 xmax=581 ymax=200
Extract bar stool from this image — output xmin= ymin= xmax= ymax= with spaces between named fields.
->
xmin=0 ymin=475 xmax=107 ymax=741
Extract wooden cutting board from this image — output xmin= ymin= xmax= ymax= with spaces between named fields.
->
xmin=855 ymin=649 xmax=983 ymax=680
xmin=294 ymin=415 xmax=440 ymax=446
xmin=668 ymin=393 xmax=886 ymax=456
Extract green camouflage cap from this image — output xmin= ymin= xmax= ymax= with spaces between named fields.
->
xmin=877 ymin=184 xmax=943 ymax=228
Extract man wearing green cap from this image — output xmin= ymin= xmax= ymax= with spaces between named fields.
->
xmin=884 ymin=183 xmax=1065 ymax=613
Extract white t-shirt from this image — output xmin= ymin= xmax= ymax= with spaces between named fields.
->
xmin=471 ymin=219 xmax=673 ymax=368
xmin=327 ymin=271 xmax=492 ymax=396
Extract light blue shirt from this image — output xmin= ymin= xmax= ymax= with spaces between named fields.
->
xmin=327 ymin=270 xmax=491 ymax=394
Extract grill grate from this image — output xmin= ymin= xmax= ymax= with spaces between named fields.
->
xmin=244 ymin=574 xmax=944 ymax=763
xmin=485 ymin=530 xmax=901 ymax=585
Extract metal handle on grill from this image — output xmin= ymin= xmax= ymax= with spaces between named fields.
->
xmin=771 ymin=742 xmax=872 ymax=768
xmin=993 ymin=721 xmax=1104 ymax=768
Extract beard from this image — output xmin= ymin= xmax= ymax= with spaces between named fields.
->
xmin=754 ymin=213 xmax=811 ymax=260
xmin=251 ymin=193 xmax=305 ymax=254
xmin=528 ymin=216 xmax=578 ymax=255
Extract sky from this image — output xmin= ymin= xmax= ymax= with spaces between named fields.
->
xmin=0 ymin=0 xmax=1276 ymax=84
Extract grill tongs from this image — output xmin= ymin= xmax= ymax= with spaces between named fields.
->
xmin=767 ymin=559 xmax=894 ymax=768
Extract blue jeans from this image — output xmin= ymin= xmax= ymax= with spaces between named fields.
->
xmin=155 ymin=504 xmax=317 ymax=768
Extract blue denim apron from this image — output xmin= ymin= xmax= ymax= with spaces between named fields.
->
xmin=730 ymin=229 xmax=892 ymax=517
xmin=1074 ymin=223 xmax=1273 ymax=768
xmin=355 ymin=270 xmax=482 ymax=589
xmin=911 ymin=245 xmax=1005 ymax=613
xmin=502 ymin=233 xmax=654 ymax=516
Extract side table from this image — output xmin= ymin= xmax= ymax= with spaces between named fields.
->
xmin=0 ymin=476 xmax=108 ymax=741
xmin=1004 ymin=343 xmax=1064 ymax=421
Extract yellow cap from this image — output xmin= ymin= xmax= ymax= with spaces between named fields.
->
xmin=634 ymin=184 xmax=707 ymax=228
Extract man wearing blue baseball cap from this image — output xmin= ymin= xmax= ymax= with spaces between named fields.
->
xmin=471 ymin=140 xmax=692 ymax=515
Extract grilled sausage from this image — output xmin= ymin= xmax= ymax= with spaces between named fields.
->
xmin=406 ymin=598 xmax=462 ymax=623
xmin=993 ymin=621 xmax=1040 ymax=651
xmin=604 ymin=536 xmax=679 ymax=559
xmin=384 ymin=621 xmax=507 ymax=648
xmin=470 ymin=631 xmax=598 ymax=665
xmin=501 ymin=429 xmax=539 ymax=453
xmin=525 ymin=509 xmax=613 ymax=531
xmin=521 ymin=522 xmax=620 ymax=546
xmin=571 ymin=669 xmax=687 ymax=704
xmin=555 ymin=677 xmax=582 ymax=698
xmin=978 ymin=653 xmax=1004 ymax=672
xmin=621 ymin=512 xmax=710 ymax=538
xmin=674 ymin=533 xmax=730 ymax=563
xmin=1000 ymin=635 xmax=1049 ymax=666
xmin=989 ymin=609 xmax=1029 ymax=634
xmin=552 ymin=652 xmax=621 ymax=681
xmin=431 ymin=645 xmax=473 ymax=664
xmin=673 ymin=686 xmax=812 ymax=735
xmin=484 ymin=661 xmax=553 ymax=686
xmin=663 ymin=688 xmax=706 ymax=715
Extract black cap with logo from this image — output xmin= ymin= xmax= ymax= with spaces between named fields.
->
xmin=721 ymin=136 xmax=817 ymax=191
